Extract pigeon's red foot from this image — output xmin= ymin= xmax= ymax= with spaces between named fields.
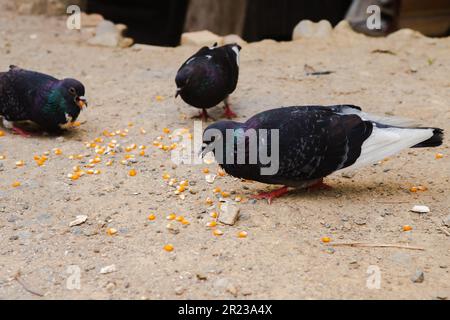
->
xmin=307 ymin=179 xmax=333 ymax=192
xmin=251 ymin=186 xmax=289 ymax=204
xmin=12 ymin=126 xmax=34 ymax=138
xmin=223 ymin=104 xmax=237 ymax=119
xmin=192 ymin=109 xmax=215 ymax=121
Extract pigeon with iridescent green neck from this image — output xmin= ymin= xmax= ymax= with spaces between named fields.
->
xmin=0 ymin=65 xmax=87 ymax=136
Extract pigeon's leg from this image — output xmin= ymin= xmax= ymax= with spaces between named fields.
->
xmin=223 ymin=97 xmax=237 ymax=119
xmin=306 ymin=179 xmax=333 ymax=192
xmin=192 ymin=109 xmax=215 ymax=121
xmin=251 ymin=186 xmax=290 ymax=204
xmin=11 ymin=126 xmax=34 ymax=138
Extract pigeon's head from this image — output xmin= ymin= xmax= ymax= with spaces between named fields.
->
xmin=201 ymin=120 xmax=243 ymax=161
xmin=175 ymin=65 xmax=195 ymax=99
xmin=56 ymin=78 xmax=87 ymax=125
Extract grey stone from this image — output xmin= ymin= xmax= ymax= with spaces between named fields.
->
xmin=213 ymin=278 xmax=238 ymax=297
xmin=442 ymin=215 xmax=450 ymax=227
xmin=411 ymin=269 xmax=424 ymax=283
xmin=218 ymin=201 xmax=240 ymax=226
xmin=88 ymin=20 xmax=120 ymax=47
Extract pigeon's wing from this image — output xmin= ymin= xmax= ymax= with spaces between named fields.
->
xmin=178 ymin=46 xmax=213 ymax=70
xmin=212 ymin=45 xmax=239 ymax=94
xmin=246 ymin=106 xmax=373 ymax=182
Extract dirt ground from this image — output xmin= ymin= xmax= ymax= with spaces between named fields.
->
xmin=0 ymin=5 xmax=449 ymax=300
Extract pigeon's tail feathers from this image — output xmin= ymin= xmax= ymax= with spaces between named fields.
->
xmin=411 ymin=128 xmax=443 ymax=148
xmin=340 ymin=126 xmax=438 ymax=172
xmin=333 ymin=105 xmax=420 ymax=127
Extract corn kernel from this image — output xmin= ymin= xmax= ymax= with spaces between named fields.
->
xmin=94 ymin=170 xmax=101 ymax=175
xmin=417 ymin=185 xmax=427 ymax=191
xmin=162 ymin=173 xmax=170 ymax=180
xmin=139 ymin=150 xmax=145 ymax=156
xmin=163 ymin=244 xmax=174 ymax=252
xmin=124 ymin=154 xmax=134 ymax=160
xmin=15 ymin=160 xmax=25 ymax=167
xmin=237 ymin=231 xmax=248 ymax=238
xmin=94 ymin=137 xmax=103 ymax=143
xmin=12 ymin=181 xmax=21 ymax=187
xmin=403 ymin=225 xmax=412 ymax=231
xmin=213 ymin=187 xmax=221 ymax=193
xmin=106 ymin=228 xmax=118 ymax=236
xmin=0 ymin=130 xmax=5 ymax=137
xmin=213 ymin=229 xmax=223 ymax=236
xmin=148 ymin=214 xmax=156 ymax=221
xmin=435 ymin=153 xmax=443 ymax=159
xmin=140 ymin=128 xmax=146 ymax=134
xmin=53 ymin=148 xmax=62 ymax=155
xmin=410 ymin=186 xmax=418 ymax=192
xmin=86 ymin=169 xmax=94 ymax=175
xmin=210 ymin=211 xmax=218 ymax=219
xmin=175 ymin=216 xmax=184 ymax=222
xmin=72 ymin=121 xmax=81 ymax=127
xmin=321 ymin=237 xmax=331 ymax=243
xmin=234 ymin=196 xmax=242 ymax=202
xmin=177 ymin=185 xmax=186 ymax=192
xmin=221 ymin=191 xmax=230 ymax=198
xmin=202 ymin=168 xmax=210 ymax=174
xmin=106 ymin=160 xmax=113 ymax=166
xmin=156 ymin=95 xmax=164 ymax=101
xmin=205 ymin=197 xmax=213 ymax=205
xmin=129 ymin=169 xmax=137 ymax=177
xmin=162 ymin=127 xmax=170 ymax=134
xmin=33 ymin=155 xmax=40 ymax=160
xmin=207 ymin=221 xmax=217 ymax=227
xmin=166 ymin=213 xmax=176 ymax=220
xmin=181 ymin=219 xmax=190 ymax=225
xmin=217 ymin=168 xmax=226 ymax=176
xmin=128 ymin=122 xmax=134 ymax=127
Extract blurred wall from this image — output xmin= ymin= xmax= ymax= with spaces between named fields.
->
xmin=12 ymin=0 xmax=86 ymax=15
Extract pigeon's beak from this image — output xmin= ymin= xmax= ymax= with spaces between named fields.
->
xmin=76 ymin=96 xmax=88 ymax=109
xmin=175 ymin=88 xmax=181 ymax=98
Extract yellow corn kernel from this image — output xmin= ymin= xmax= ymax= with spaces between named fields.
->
xmin=68 ymin=173 xmax=80 ymax=180
xmin=213 ymin=229 xmax=223 ymax=236
xmin=237 ymin=231 xmax=248 ymax=238
xmin=162 ymin=145 xmax=169 ymax=151
xmin=94 ymin=170 xmax=101 ymax=175
xmin=205 ymin=197 xmax=213 ymax=205
xmin=124 ymin=154 xmax=134 ymax=160
xmin=435 ymin=153 xmax=443 ymax=159
xmin=94 ymin=137 xmax=103 ymax=143
xmin=410 ymin=186 xmax=418 ymax=192
xmin=102 ymin=130 xmax=110 ymax=137
xmin=33 ymin=155 xmax=41 ymax=160
xmin=15 ymin=160 xmax=25 ymax=167
xmin=417 ymin=185 xmax=427 ymax=191
xmin=162 ymin=173 xmax=170 ymax=180
xmin=129 ymin=169 xmax=137 ymax=177
xmin=321 ymin=237 xmax=331 ymax=243
xmin=221 ymin=191 xmax=230 ymax=198
xmin=120 ymin=159 xmax=127 ymax=165
xmin=106 ymin=228 xmax=118 ymax=236
xmin=139 ymin=150 xmax=145 ymax=156
xmin=163 ymin=244 xmax=174 ymax=252
xmin=140 ymin=128 xmax=147 ymax=134
xmin=138 ymin=145 xmax=146 ymax=150
xmin=148 ymin=214 xmax=156 ymax=221
xmin=217 ymin=168 xmax=226 ymax=176
xmin=175 ymin=216 xmax=184 ymax=222
xmin=210 ymin=211 xmax=218 ymax=218
xmin=166 ymin=213 xmax=176 ymax=220
xmin=180 ymin=180 xmax=189 ymax=187
xmin=202 ymin=168 xmax=210 ymax=174
xmin=213 ymin=187 xmax=221 ymax=193
xmin=72 ymin=121 xmax=81 ymax=127
xmin=106 ymin=160 xmax=113 ymax=166
xmin=12 ymin=181 xmax=21 ymax=187
xmin=177 ymin=185 xmax=186 ymax=192
xmin=86 ymin=169 xmax=94 ymax=175
xmin=53 ymin=148 xmax=62 ymax=155
xmin=181 ymin=219 xmax=190 ymax=225
xmin=128 ymin=122 xmax=134 ymax=127
xmin=36 ymin=159 xmax=46 ymax=166
xmin=0 ymin=130 xmax=5 ymax=137
xmin=206 ymin=221 xmax=217 ymax=227
xmin=162 ymin=127 xmax=170 ymax=134
xmin=403 ymin=225 xmax=412 ymax=231
xmin=234 ymin=196 xmax=242 ymax=202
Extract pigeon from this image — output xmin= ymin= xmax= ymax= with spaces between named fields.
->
xmin=175 ymin=42 xmax=241 ymax=120
xmin=0 ymin=65 xmax=87 ymax=136
xmin=202 ymin=105 xmax=444 ymax=203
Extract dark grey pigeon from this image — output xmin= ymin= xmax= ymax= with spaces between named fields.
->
xmin=202 ymin=105 xmax=443 ymax=203
xmin=0 ymin=65 xmax=87 ymax=136
xmin=175 ymin=43 xmax=241 ymax=120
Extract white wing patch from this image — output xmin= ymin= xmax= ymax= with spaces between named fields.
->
xmin=340 ymin=125 xmax=434 ymax=172
xmin=185 ymin=57 xmax=196 ymax=65
xmin=337 ymin=107 xmax=419 ymax=127
xmin=231 ymin=45 xmax=240 ymax=67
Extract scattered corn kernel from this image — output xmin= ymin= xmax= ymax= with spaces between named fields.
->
xmin=0 ymin=130 xmax=5 ymax=137
xmin=139 ymin=150 xmax=145 ymax=156
xmin=106 ymin=160 xmax=113 ymax=166
xmin=403 ymin=225 xmax=412 ymax=231
xmin=162 ymin=173 xmax=170 ymax=180
xmin=106 ymin=228 xmax=118 ymax=236
xmin=417 ymin=185 xmax=427 ymax=191
xmin=237 ymin=231 xmax=248 ymax=238
xmin=210 ymin=211 xmax=218 ymax=219
xmin=321 ymin=237 xmax=331 ymax=243
xmin=163 ymin=127 xmax=170 ymax=134
xmin=410 ymin=186 xmax=418 ymax=192
xmin=129 ymin=169 xmax=137 ymax=176
xmin=148 ymin=214 xmax=156 ymax=221
xmin=205 ymin=197 xmax=214 ymax=205
xmin=140 ymin=128 xmax=146 ymax=134
xmin=156 ymin=95 xmax=164 ymax=101
xmin=202 ymin=168 xmax=210 ymax=174
xmin=53 ymin=148 xmax=62 ymax=155
xmin=213 ymin=229 xmax=223 ymax=236
xmin=234 ymin=196 xmax=242 ymax=202
xmin=12 ymin=181 xmax=21 ymax=187
xmin=15 ymin=160 xmax=25 ymax=167
xmin=435 ymin=153 xmax=443 ymax=159
xmin=181 ymin=219 xmax=190 ymax=225
xmin=177 ymin=185 xmax=186 ymax=192
xmin=221 ymin=191 xmax=230 ymax=198
xmin=163 ymin=244 xmax=174 ymax=252
xmin=175 ymin=215 xmax=184 ymax=222
xmin=72 ymin=121 xmax=81 ymax=127
xmin=166 ymin=213 xmax=176 ymax=220
xmin=213 ymin=187 xmax=221 ymax=193
xmin=217 ymin=168 xmax=226 ymax=176
xmin=207 ymin=221 xmax=217 ymax=227
xmin=86 ymin=169 xmax=94 ymax=175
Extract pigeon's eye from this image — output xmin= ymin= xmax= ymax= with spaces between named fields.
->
xmin=68 ymin=87 xmax=76 ymax=95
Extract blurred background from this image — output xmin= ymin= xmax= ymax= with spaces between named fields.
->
xmin=9 ymin=0 xmax=450 ymax=46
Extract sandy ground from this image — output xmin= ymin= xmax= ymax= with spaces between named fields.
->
xmin=0 ymin=6 xmax=449 ymax=300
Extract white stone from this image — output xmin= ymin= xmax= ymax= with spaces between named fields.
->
xmin=69 ymin=215 xmax=87 ymax=227
xmin=100 ymin=264 xmax=116 ymax=274
xmin=410 ymin=205 xmax=430 ymax=214
xmin=292 ymin=19 xmax=332 ymax=40
xmin=181 ymin=30 xmax=223 ymax=47
xmin=219 ymin=201 xmax=240 ymax=225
